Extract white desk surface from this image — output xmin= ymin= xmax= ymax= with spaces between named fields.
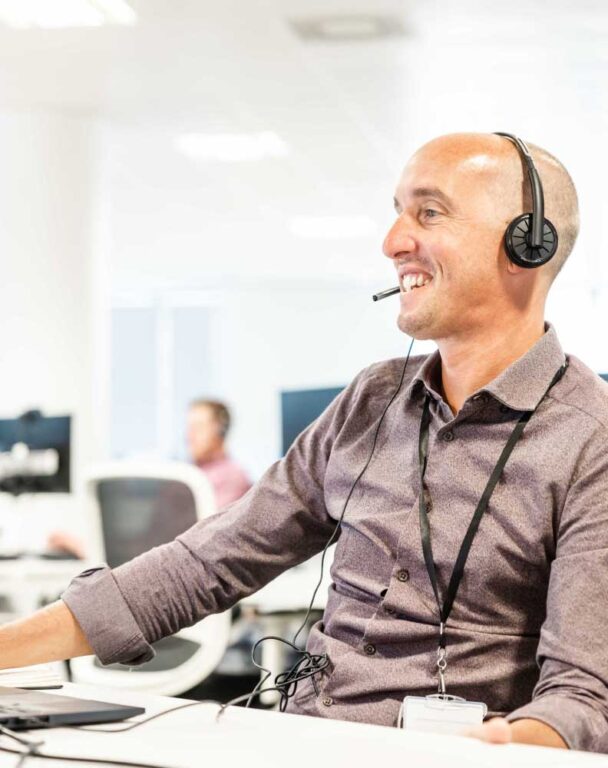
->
xmin=1 ymin=683 xmax=605 ymax=768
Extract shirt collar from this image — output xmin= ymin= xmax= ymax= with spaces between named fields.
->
xmin=407 ymin=324 xmax=566 ymax=412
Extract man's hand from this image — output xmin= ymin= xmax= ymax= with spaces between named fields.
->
xmin=464 ymin=717 xmax=567 ymax=748
xmin=464 ymin=717 xmax=512 ymax=744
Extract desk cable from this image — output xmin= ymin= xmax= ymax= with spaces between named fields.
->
xmin=73 ymin=699 xmax=214 ymax=733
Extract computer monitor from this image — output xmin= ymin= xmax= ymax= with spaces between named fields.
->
xmin=281 ymin=387 xmax=345 ymax=455
xmin=0 ymin=411 xmax=71 ymax=495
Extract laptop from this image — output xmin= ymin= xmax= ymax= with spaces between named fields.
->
xmin=0 ymin=686 xmax=144 ymax=730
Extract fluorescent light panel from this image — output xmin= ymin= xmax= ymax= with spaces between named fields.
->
xmin=290 ymin=216 xmax=378 ymax=240
xmin=175 ymin=132 xmax=290 ymax=163
xmin=290 ymin=14 xmax=407 ymax=42
xmin=0 ymin=0 xmax=136 ymax=29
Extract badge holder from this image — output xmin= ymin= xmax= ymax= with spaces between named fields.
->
xmin=398 ymin=641 xmax=487 ymax=735
xmin=400 ymin=694 xmax=487 ymax=735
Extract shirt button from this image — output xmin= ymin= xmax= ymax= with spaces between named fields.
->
xmin=396 ymin=569 xmax=410 ymax=583
xmin=363 ymin=643 xmax=376 ymax=656
xmin=442 ymin=430 xmax=454 ymax=442
xmin=321 ymin=696 xmax=333 ymax=707
xmin=385 ymin=606 xmax=396 ymax=615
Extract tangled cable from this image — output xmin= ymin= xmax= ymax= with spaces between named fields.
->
xmin=216 ymin=635 xmax=329 ymax=719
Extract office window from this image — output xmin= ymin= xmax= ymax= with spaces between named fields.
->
xmin=111 ymin=307 xmax=158 ymax=457
xmin=170 ymin=306 xmax=218 ymax=460
xmin=110 ymin=301 xmax=220 ymax=459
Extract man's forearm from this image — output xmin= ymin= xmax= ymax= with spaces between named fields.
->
xmin=0 ymin=600 xmax=93 ymax=669
xmin=510 ymin=718 xmax=567 ymax=748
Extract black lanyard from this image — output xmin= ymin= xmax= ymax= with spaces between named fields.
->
xmin=417 ymin=362 xmax=567 ymax=694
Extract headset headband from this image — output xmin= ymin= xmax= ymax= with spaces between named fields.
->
xmin=494 ymin=132 xmax=545 ymax=249
xmin=493 ymin=132 xmax=558 ymax=269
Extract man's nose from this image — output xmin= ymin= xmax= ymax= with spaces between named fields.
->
xmin=382 ymin=216 xmax=416 ymax=261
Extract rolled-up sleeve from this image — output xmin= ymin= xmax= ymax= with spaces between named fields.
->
xmin=507 ymin=430 xmax=608 ymax=752
xmin=62 ymin=369 xmax=370 ymax=666
xmin=63 ymin=566 xmax=154 ymax=665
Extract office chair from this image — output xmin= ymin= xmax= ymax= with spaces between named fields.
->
xmin=70 ymin=461 xmax=231 ymax=696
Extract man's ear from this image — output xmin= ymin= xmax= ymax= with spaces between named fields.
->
xmin=502 ymin=243 xmax=529 ymax=276
xmin=506 ymin=257 xmax=527 ymax=275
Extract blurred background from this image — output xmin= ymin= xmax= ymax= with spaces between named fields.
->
xmin=0 ymin=0 xmax=606 ymax=697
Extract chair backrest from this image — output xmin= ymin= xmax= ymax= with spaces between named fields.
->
xmin=72 ymin=461 xmax=228 ymax=696
xmin=84 ymin=461 xmax=216 ymax=565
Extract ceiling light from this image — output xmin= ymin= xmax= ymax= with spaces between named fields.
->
xmin=0 ymin=0 xmax=136 ymax=29
xmin=174 ymin=132 xmax=290 ymax=163
xmin=289 ymin=14 xmax=407 ymax=42
xmin=290 ymin=216 xmax=378 ymax=240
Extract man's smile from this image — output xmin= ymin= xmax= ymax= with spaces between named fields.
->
xmin=400 ymin=272 xmax=433 ymax=292
xmin=397 ymin=263 xmax=434 ymax=295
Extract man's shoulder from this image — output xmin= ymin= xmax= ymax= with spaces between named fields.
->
xmin=353 ymin=354 xmax=429 ymax=396
xmin=318 ymin=354 xmax=429 ymax=438
xmin=554 ymin=354 xmax=608 ymax=432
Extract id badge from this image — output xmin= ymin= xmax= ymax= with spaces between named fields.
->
xmin=401 ymin=694 xmax=487 ymax=735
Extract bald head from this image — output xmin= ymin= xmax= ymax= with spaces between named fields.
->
xmin=412 ymin=133 xmax=579 ymax=281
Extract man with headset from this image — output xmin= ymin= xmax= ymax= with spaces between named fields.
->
xmin=0 ymin=132 xmax=605 ymax=752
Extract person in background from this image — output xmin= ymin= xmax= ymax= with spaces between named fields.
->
xmin=46 ymin=531 xmax=86 ymax=559
xmin=187 ymin=399 xmax=252 ymax=510
xmin=47 ymin=400 xmax=251 ymax=558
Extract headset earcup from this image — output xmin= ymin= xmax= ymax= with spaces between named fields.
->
xmin=504 ymin=213 xmax=558 ymax=268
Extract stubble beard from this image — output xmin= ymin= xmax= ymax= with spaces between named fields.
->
xmin=397 ymin=302 xmax=440 ymax=341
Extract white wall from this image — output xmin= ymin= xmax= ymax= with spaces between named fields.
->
xmin=0 ymin=112 xmax=99 ymax=550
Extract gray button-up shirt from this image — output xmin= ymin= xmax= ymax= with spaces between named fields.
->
xmin=63 ymin=326 xmax=608 ymax=752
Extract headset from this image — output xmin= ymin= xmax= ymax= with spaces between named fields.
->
xmin=494 ymin=132 xmax=558 ymax=269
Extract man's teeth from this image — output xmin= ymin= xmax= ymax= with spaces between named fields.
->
xmin=402 ymin=273 xmax=432 ymax=292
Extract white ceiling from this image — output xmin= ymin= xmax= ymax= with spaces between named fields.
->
xmin=1 ymin=0 xmax=606 ymax=128
xmin=1 ymin=0 xmax=607 ymax=292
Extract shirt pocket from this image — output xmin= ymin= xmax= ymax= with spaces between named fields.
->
xmin=332 ymin=522 xmax=395 ymax=597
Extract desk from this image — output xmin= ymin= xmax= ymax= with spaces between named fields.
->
xmin=1 ymin=683 xmax=604 ymax=768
